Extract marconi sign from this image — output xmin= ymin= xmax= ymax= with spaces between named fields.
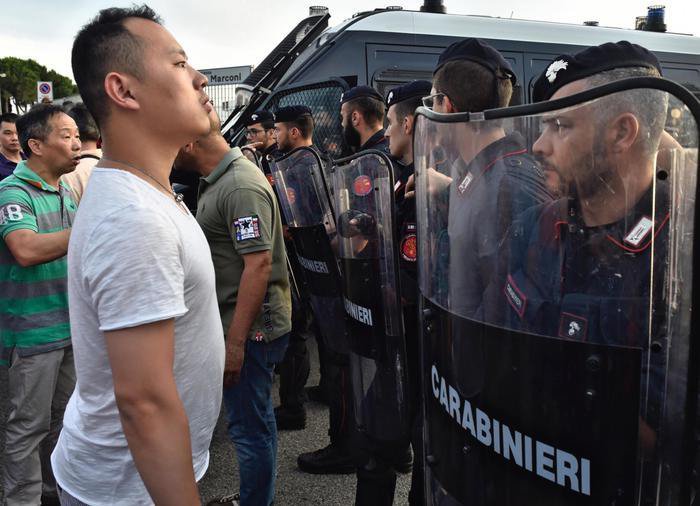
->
xmin=199 ymin=66 xmax=252 ymax=86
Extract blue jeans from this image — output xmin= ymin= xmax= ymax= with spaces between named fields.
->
xmin=223 ymin=334 xmax=289 ymax=506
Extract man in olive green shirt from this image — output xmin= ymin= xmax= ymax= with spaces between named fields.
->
xmin=175 ymin=113 xmax=291 ymax=506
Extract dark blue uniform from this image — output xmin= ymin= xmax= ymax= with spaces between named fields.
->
xmin=446 ymin=132 xmax=552 ymax=319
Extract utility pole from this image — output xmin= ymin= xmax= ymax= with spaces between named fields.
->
xmin=0 ymin=72 xmax=6 ymax=114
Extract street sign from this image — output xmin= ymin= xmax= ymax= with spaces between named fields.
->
xmin=37 ymin=81 xmax=53 ymax=102
xmin=199 ymin=66 xmax=252 ymax=86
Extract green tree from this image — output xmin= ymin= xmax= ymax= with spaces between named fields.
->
xmin=0 ymin=57 xmax=78 ymax=113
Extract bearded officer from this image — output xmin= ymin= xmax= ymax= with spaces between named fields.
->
xmin=486 ymin=41 xmax=670 ymax=503
xmin=340 ymin=86 xmax=390 ymax=156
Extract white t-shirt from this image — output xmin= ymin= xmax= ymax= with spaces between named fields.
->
xmin=51 ymin=168 xmax=225 ymax=505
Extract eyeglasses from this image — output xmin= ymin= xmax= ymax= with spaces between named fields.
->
xmin=245 ymin=128 xmax=265 ymax=137
xmin=422 ymin=93 xmax=447 ymax=110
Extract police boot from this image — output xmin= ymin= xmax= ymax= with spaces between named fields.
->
xmin=297 ymin=443 xmax=355 ymax=475
xmin=354 ymin=458 xmax=397 ymax=506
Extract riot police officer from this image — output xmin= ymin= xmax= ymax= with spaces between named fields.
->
xmin=425 ymin=38 xmax=552 ymax=320
xmin=414 ymin=39 xmax=700 ymax=505
xmin=486 ymin=42 xmax=671 ymax=504
xmin=265 ymin=106 xmax=316 ymax=431
xmin=384 ymin=79 xmax=433 ymax=506
xmin=242 ymin=110 xmax=277 ymax=168
xmin=340 ymin=86 xmax=390 ymax=155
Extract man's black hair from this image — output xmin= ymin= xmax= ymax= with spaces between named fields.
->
xmin=346 ymin=96 xmax=385 ymax=126
xmin=392 ymin=97 xmax=424 ymax=122
xmin=434 ymin=60 xmax=513 ymax=112
xmin=68 ymin=103 xmax=100 ymax=143
xmin=282 ymin=115 xmax=314 ymax=139
xmin=71 ymin=5 xmax=162 ymax=126
xmin=0 ymin=113 xmax=19 ymax=125
xmin=16 ymin=104 xmax=66 ymax=156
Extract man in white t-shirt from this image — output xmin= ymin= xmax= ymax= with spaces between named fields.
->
xmin=50 ymin=6 xmax=224 ymax=505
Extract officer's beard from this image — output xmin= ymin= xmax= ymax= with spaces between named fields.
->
xmin=575 ymin=136 xmax=618 ymax=202
xmin=343 ymin=123 xmax=362 ymax=151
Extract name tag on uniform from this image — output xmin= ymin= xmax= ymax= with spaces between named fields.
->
xmin=624 ymin=216 xmax=653 ymax=247
xmin=458 ymin=172 xmax=474 ymax=194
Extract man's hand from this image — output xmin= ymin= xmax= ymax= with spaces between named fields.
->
xmin=404 ymin=167 xmax=452 ymax=200
xmin=223 ymin=339 xmax=245 ymax=388
xmin=242 ymin=142 xmax=264 ymax=152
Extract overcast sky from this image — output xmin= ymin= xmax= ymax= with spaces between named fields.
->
xmin=1 ymin=0 xmax=698 ymax=81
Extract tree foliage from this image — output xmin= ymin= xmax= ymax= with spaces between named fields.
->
xmin=0 ymin=57 xmax=77 ymax=112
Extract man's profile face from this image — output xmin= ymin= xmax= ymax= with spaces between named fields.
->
xmin=533 ymin=79 xmax=606 ymax=198
xmin=385 ymin=105 xmax=409 ymax=159
xmin=35 ymin=112 xmax=81 ymax=174
xmin=0 ymin=122 xmax=20 ymax=154
xmin=245 ymin=122 xmax=270 ymax=148
xmin=124 ymin=18 xmax=211 ymax=143
xmin=274 ymin=122 xmax=293 ymax=152
xmin=340 ymin=102 xmax=361 ymax=149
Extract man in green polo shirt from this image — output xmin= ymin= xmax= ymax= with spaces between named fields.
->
xmin=175 ymin=111 xmax=291 ymax=506
xmin=0 ymin=104 xmax=80 ymax=505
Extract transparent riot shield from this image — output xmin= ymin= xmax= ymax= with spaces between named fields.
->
xmin=269 ymin=146 xmax=348 ymax=355
xmin=332 ymin=150 xmax=410 ymax=442
xmin=414 ymin=77 xmax=700 ymax=505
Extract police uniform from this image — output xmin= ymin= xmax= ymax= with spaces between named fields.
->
xmin=433 ymin=39 xmax=552 ymax=321
xmin=448 ymin=132 xmax=551 ymax=319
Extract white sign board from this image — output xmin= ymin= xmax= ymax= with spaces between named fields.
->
xmin=199 ymin=66 xmax=252 ymax=86
xmin=37 ymin=81 xmax=53 ymax=102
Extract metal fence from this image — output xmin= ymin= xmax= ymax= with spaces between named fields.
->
xmin=264 ymin=80 xmax=348 ymax=158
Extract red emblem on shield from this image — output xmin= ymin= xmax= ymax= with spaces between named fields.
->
xmin=286 ymin=187 xmax=296 ymax=205
xmin=353 ymin=175 xmax=373 ymax=197
xmin=266 ymin=174 xmax=275 ymax=186
xmin=401 ymin=234 xmax=417 ymax=262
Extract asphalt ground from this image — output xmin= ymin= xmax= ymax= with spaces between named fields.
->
xmin=0 ymin=336 xmax=411 ymax=505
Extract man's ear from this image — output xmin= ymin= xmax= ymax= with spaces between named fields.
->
xmin=444 ymin=95 xmax=458 ymax=114
xmin=609 ymin=113 xmax=640 ymax=153
xmin=104 ymin=72 xmax=140 ymax=112
xmin=351 ymin=110 xmax=361 ymax=127
xmin=27 ymin=138 xmax=42 ymax=157
xmin=403 ymin=114 xmax=414 ymax=136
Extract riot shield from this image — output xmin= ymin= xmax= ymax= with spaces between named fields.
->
xmin=414 ymin=77 xmax=700 ymax=505
xmin=269 ymin=146 xmax=348 ymax=355
xmin=332 ymin=150 xmax=410 ymax=442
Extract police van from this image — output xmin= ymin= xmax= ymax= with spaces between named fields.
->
xmin=223 ymin=1 xmax=700 ymax=156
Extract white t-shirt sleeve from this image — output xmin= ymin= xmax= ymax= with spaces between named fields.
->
xmin=82 ymin=205 xmax=189 ymax=331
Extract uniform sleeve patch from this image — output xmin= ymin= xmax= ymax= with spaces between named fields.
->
xmin=234 ymin=215 xmax=261 ymax=241
xmin=504 ymin=274 xmax=527 ymax=318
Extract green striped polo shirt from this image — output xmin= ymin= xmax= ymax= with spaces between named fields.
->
xmin=0 ymin=161 xmax=76 ymax=363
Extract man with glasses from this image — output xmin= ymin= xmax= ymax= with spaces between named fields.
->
xmin=424 ymin=38 xmax=551 ymax=320
xmin=243 ymin=110 xmax=277 ymax=165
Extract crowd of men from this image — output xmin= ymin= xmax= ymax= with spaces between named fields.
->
xmin=0 ymin=3 xmax=688 ymax=506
